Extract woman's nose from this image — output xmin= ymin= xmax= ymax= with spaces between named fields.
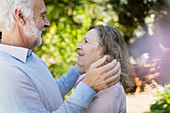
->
xmin=76 ymin=43 xmax=82 ymax=50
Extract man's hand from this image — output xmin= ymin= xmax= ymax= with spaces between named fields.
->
xmin=83 ymin=55 xmax=121 ymax=92
xmin=74 ymin=64 xmax=86 ymax=75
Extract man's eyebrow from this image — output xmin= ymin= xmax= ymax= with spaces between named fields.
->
xmin=41 ymin=10 xmax=47 ymax=15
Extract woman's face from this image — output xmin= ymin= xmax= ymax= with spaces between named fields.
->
xmin=76 ymin=29 xmax=103 ymax=71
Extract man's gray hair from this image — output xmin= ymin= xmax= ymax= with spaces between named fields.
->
xmin=0 ymin=0 xmax=33 ymax=31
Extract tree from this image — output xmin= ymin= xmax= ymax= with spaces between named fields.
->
xmin=108 ymin=0 xmax=166 ymax=42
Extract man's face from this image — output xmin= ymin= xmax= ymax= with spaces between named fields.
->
xmin=24 ymin=17 xmax=44 ymax=46
xmin=24 ymin=0 xmax=50 ymax=47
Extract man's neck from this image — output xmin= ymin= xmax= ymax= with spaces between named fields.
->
xmin=1 ymin=31 xmax=36 ymax=50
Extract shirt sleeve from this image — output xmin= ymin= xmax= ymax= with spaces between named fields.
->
xmin=56 ymin=66 xmax=80 ymax=97
xmin=0 ymin=66 xmax=96 ymax=113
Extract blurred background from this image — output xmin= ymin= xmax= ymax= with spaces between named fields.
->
xmin=0 ymin=0 xmax=170 ymax=112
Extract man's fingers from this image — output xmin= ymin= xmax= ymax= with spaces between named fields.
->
xmin=91 ymin=55 xmax=107 ymax=68
xmin=103 ymin=61 xmax=120 ymax=79
xmin=74 ymin=64 xmax=85 ymax=75
xmin=98 ymin=59 xmax=118 ymax=74
xmin=106 ymin=68 xmax=121 ymax=86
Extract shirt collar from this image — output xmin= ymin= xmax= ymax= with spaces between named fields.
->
xmin=0 ymin=44 xmax=32 ymax=63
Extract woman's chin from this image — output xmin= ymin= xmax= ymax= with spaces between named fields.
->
xmin=77 ymin=63 xmax=90 ymax=72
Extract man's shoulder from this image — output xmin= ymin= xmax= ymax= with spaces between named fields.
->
xmin=0 ymin=50 xmax=13 ymax=59
xmin=0 ymin=51 xmax=22 ymax=70
xmin=0 ymin=63 xmax=21 ymax=73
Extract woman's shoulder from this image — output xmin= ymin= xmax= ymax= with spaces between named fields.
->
xmin=88 ymin=82 xmax=126 ymax=113
xmin=96 ymin=82 xmax=125 ymax=97
xmin=76 ymin=74 xmax=126 ymax=98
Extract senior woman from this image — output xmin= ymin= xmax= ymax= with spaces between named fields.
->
xmin=75 ymin=25 xmax=134 ymax=113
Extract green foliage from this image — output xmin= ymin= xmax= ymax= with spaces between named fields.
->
xmin=150 ymin=84 xmax=170 ymax=113
xmin=108 ymin=0 xmax=166 ymax=42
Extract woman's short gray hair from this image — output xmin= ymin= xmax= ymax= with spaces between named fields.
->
xmin=0 ymin=0 xmax=33 ymax=31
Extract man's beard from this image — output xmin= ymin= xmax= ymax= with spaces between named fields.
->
xmin=24 ymin=18 xmax=45 ymax=46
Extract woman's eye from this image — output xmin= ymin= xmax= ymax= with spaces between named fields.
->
xmin=42 ymin=15 xmax=45 ymax=19
xmin=85 ymin=40 xmax=88 ymax=43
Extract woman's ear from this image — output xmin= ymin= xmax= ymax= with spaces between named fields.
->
xmin=98 ymin=54 xmax=113 ymax=66
xmin=14 ymin=9 xmax=26 ymax=25
xmin=106 ymin=55 xmax=113 ymax=63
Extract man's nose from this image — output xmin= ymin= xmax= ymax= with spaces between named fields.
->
xmin=44 ymin=17 xmax=51 ymax=28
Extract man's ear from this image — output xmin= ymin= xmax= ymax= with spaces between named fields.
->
xmin=14 ymin=9 xmax=26 ymax=25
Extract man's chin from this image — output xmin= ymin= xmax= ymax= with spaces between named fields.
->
xmin=36 ymin=37 xmax=42 ymax=46
xmin=36 ymin=43 xmax=42 ymax=46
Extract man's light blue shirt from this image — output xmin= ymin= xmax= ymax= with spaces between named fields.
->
xmin=0 ymin=44 xmax=96 ymax=113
